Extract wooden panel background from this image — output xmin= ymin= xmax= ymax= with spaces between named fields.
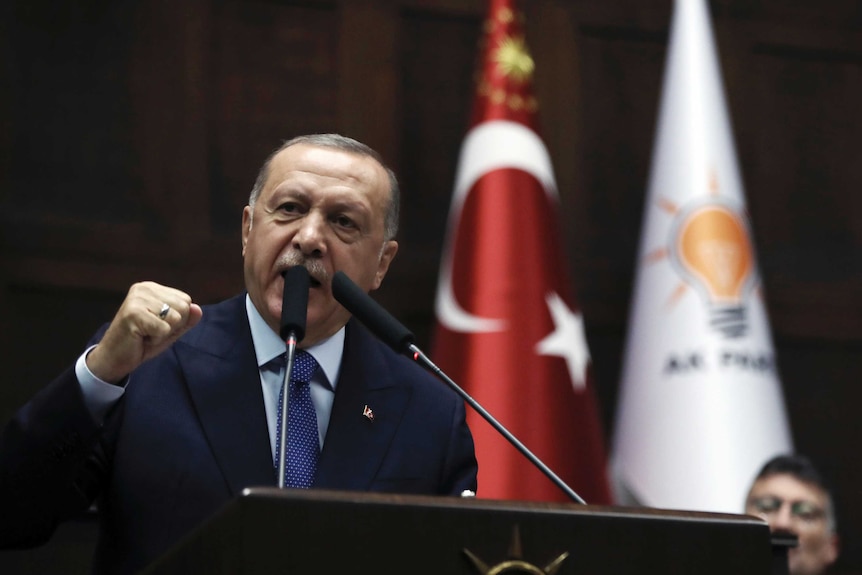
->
xmin=1 ymin=0 xmax=860 ymax=572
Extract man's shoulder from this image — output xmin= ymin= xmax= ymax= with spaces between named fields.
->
xmin=344 ymin=319 xmax=455 ymax=400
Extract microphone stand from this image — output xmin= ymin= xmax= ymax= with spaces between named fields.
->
xmin=277 ymin=265 xmax=310 ymax=488
xmin=408 ymin=344 xmax=587 ymax=505
xmin=276 ymin=333 xmax=300 ymax=489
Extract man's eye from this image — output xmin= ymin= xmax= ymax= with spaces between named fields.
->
xmin=792 ymin=502 xmax=825 ymax=522
xmin=333 ymin=214 xmax=356 ymax=229
xmin=752 ymin=497 xmax=782 ymax=513
xmin=279 ymin=202 xmax=301 ymax=213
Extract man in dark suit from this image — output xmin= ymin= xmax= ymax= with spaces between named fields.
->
xmin=0 ymin=134 xmax=478 ymax=573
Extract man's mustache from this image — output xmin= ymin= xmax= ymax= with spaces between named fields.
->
xmin=276 ymin=252 xmax=329 ymax=286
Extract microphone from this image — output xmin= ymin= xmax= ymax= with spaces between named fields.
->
xmin=280 ymin=266 xmax=310 ymax=342
xmin=331 ymin=271 xmax=415 ymax=353
xmin=330 ymin=271 xmax=587 ymax=505
xmin=276 ymin=266 xmax=310 ymax=488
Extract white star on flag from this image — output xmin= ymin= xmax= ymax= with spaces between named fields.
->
xmin=535 ymin=292 xmax=591 ymax=391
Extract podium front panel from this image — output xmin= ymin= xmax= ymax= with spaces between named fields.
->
xmin=144 ymin=488 xmax=773 ymax=575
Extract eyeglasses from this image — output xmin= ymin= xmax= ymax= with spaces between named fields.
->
xmin=749 ymin=496 xmax=827 ymax=525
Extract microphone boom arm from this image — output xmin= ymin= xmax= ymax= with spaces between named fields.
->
xmin=407 ymin=344 xmax=586 ymax=505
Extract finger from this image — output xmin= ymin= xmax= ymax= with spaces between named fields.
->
xmin=118 ymin=286 xmax=186 ymax=347
xmin=171 ymin=304 xmax=204 ymax=340
xmin=141 ymin=285 xmax=194 ymax=324
xmin=157 ymin=302 xmax=172 ymax=320
xmin=153 ymin=298 xmax=195 ymax=331
xmin=136 ymin=305 xmax=176 ymax=342
xmin=139 ymin=304 xmax=203 ymax=364
xmin=158 ymin=286 xmax=194 ymax=311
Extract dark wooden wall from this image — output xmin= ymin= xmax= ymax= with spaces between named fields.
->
xmin=1 ymin=0 xmax=860 ymax=573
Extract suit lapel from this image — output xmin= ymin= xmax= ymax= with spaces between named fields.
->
xmin=315 ymin=321 xmax=411 ymax=490
xmin=177 ymin=295 xmax=276 ymax=495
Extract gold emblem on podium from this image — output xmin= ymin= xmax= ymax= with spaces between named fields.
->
xmin=464 ymin=525 xmax=569 ymax=574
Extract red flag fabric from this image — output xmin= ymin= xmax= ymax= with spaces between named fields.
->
xmin=432 ymin=0 xmax=612 ymax=504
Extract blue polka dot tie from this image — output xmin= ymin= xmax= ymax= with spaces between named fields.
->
xmin=274 ymin=350 xmax=320 ymax=488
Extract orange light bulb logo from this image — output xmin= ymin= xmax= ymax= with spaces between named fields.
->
xmin=673 ymin=202 xmax=755 ymax=338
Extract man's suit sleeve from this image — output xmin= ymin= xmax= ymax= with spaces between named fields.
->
xmin=0 ymin=365 xmax=109 ymax=548
xmin=441 ymin=397 xmax=478 ymax=496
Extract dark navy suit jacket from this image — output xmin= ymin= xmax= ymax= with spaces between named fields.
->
xmin=0 ymin=294 xmax=478 ymax=573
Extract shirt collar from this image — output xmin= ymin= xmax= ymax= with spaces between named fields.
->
xmin=245 ymin=294 xmax=344 ymax=391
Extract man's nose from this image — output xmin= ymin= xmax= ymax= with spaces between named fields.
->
xmin=293 ymin=212 xmax=327 ymax=256
xmin=770 ymin=503 xmax=797 ymax=532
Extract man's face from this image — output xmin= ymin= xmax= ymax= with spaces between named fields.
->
xmin=242 ymin=143 xmax=398 ymax=345
xmin=746 ymin=474 xmax=839 ymax=575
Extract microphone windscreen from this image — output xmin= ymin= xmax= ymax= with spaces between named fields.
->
xmin=280 ymin=266 xmax=310 ymax=341
xmin=331 ymin=271 xmax=415 ymax=353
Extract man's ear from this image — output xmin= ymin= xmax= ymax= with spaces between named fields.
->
xmin=241 ymin=206 xmax=252 ymax=256
xmin=371 ymin=240 xmax=399 ymax=290
xmin=825 ymin=533 xmax=840 ymax=567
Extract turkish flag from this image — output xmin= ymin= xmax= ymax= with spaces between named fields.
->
xmin=431 ymin=0 xmax=612 ymax=504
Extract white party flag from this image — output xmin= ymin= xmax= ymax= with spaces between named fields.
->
xmin=610 ymin=0 xmax=792 ymax=513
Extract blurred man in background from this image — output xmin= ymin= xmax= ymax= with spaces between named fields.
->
xmin=745 ymin=454 xmax=839 ymax=575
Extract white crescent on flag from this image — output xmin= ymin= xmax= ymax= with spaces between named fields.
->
xmin=435 ymin=120 xmax=559 ymax=334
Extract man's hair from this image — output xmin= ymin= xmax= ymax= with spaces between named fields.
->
xmin=248 ymin=134 xmax=400 ymax=241
xmin=752 ymin=454 xmax=837 ymax=532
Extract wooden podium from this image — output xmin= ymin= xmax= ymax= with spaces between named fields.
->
xmin=142 ymin=488 xmax=779 ymax=574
